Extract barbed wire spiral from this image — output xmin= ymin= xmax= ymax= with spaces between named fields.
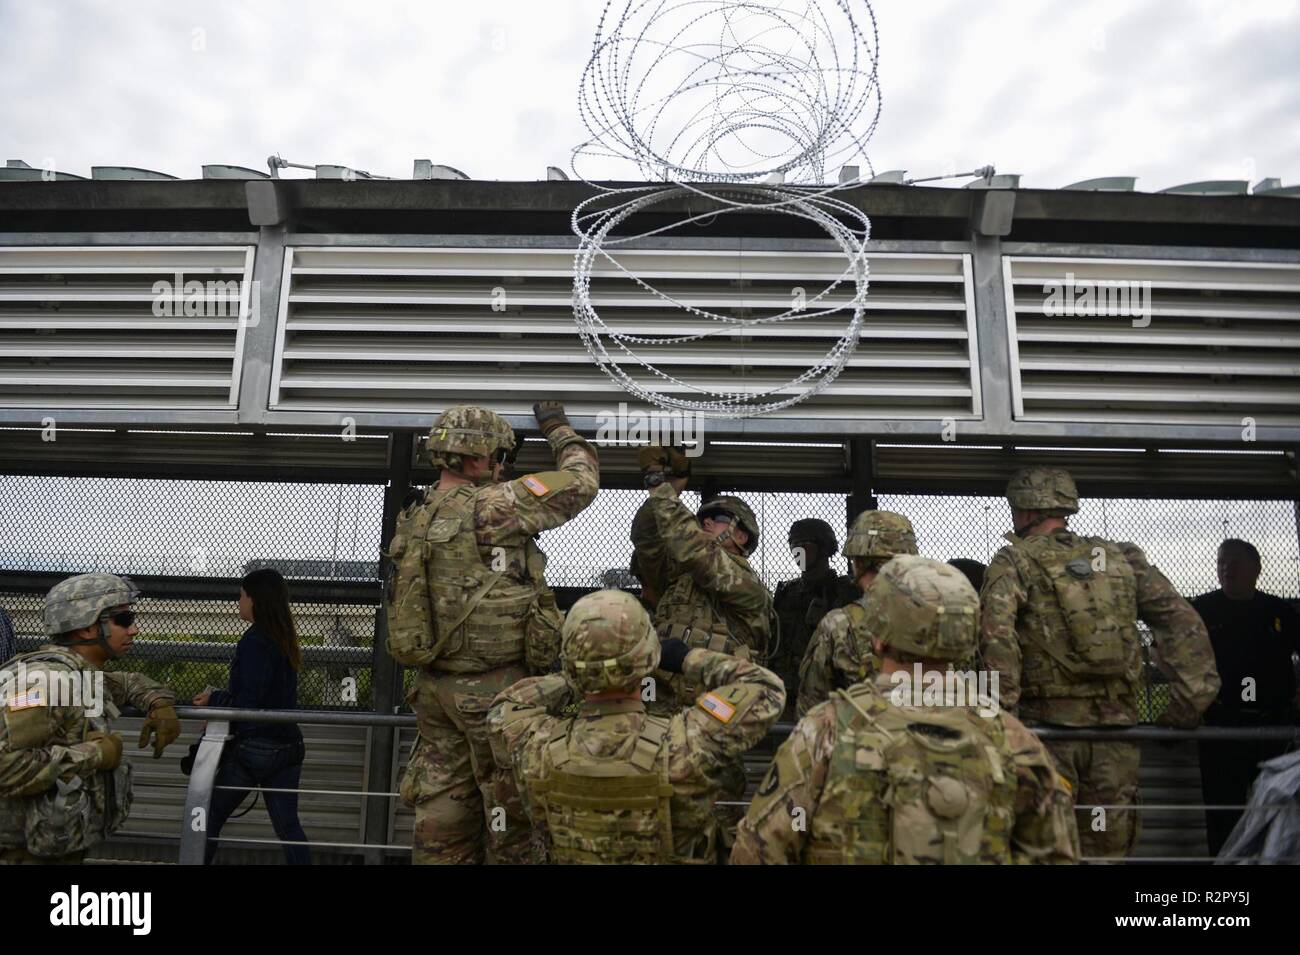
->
xmin=570 ymin=0 xmax=882 ymax=417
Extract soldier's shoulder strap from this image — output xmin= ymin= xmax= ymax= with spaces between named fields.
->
xmin=629 ymin=714 xmax=672 ymax=773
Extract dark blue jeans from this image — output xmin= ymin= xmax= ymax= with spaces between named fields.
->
xmin=205 ymin=735 xmax=311 ymax=865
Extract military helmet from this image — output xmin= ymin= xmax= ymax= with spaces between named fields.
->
xmin=43 ymin=573 xmax=140 ymax=638
xmin=861 ymin=556 xmax=979 ymax=662
xmin=1005 ymin=467 xmax=1079 ymax=516
xmin=425 ymin=405 xmax=516 ymax=467
xmin=788 ymin=518 xmax=838 ymax=556
xmin=562 ymin=589 xmax=661 ymax=693
xmin=843 ymin=510 xmax=918 ymax=560
xmin=698 ymin=496 xmax=760 ymax=555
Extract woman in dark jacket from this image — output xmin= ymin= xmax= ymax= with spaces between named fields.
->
xmin=194 ymin=568 xmax=311 ymax=864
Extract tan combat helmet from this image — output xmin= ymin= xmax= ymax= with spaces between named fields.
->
xmin=425 ymin=405 xmax=516 ymax=471
xmin=562 ymin=589 xmax=661 ymax=694
xmin=697 ymin=496 xmax=760 ymax=555
xmin=42 ymin=573 xmax=140 ymax=658
xmin=843 ymin=510 xmax=918 ymax=560
xmin=1005 ymin=467 xmax=1079 ymax=516
xmin=861 ymin=556 xmax=979 ymax=662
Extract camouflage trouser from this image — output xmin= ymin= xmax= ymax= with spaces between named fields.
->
xmin=1045 ymin=738 xmax=1141 ymax=862
xmin=402 ymin=665 xmax=531 ymax=865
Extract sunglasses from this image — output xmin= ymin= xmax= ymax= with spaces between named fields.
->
xmin=104 ymin=610 xmax=136 ymax=628
xmin=492 ymin=443 xmax=520 ymax=467
xmin=703 ymin=512 xmax=735 ymax=526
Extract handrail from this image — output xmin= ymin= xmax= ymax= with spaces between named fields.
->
xmin=174 ymin=706 xmax=1300 ymax=742
xmin=178 ymin=718 xmax=232 ymax=866
xmin=171 ymin=706 xmax=1298 ymax=865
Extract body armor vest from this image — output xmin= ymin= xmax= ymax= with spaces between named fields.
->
xmin=1003 ymin=533 xmax=1142 ymax=702
xmin=805 ymin=680 xmax=1019 ymax=865
xmin=529 ymin=713 xmax=675 ymax=864
xmin=386 ymin=485 xmax=555 ymax=673
xmin=654 ymin=551 xmax=772 ymax=661
xmin=0 ymin=650 xmax=132 ymax=856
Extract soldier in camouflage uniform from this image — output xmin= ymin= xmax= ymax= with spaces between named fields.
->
xmin=488 ymin=589 xmax=784 ymax=863
xmin=390 ymin=402 xmax=599 ymax=864
xmin=647 ymin=481 xmax=773 ymax=671
xmin=628 ymin=446 xmax=691 ymax=613
xmin=979 ymin=467 xmax=1220 ymax=860
xmin=732 ymin=556 xmax=1079 ymax=865
xmin=0 ymin=574 xmax=180 ymax=864
xmin=772 ymin=519 xmax=861 ymax=718
xmin=796 ymin=511 xmax=918 ymax=718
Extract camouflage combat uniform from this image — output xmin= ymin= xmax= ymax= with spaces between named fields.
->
xmin=395 ymin=405 xmax=599 ymax=864
xmin=488 ymin=590 xmax=785 ymax=864
xmin=979 ymin=467 xmax=1220 ymax=860
xmin=796 ymin=511 xmax=918 ymax=718
xmin=648 ymin=485 xmax=773 ymax=669
xmin=1 ymin=574 xmax=177 ymax=865
xmin=733 ymin=557 xmax=1079 ymax=865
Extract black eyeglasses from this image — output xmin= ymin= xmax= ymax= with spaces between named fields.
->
xmin=493 ymin=443 xmax=520 ymax=467
xmin=105 ymin=610 xmax=136 ymax=628
xmin=703 ymin=512 xmax=735 ymax=526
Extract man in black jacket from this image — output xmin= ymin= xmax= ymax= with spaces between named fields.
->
xmin=1192 ymin=538 xmax=1300 ymax=856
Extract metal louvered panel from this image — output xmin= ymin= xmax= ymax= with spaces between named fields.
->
xmin=1004 ymin=256 xmax=1300 ymax=425
xmin=271 ymin=247 xmax=981 ymax=421
xmin=0 ymin=246 xmax=255 ymax=410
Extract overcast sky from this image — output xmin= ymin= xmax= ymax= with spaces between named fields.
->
xmin=1 ymin=0 xmax=1297 ymax=188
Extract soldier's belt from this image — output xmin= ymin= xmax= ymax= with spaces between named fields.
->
xmin=655 ymin=623 xmax=746 ymax=657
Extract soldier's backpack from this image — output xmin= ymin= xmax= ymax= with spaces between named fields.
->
xmin=0 ymin=651 xmax=133 ymax=857
xmin=805 ymin=683 xmax=1018 ymax=865
xmin=528 ymin=714 xmax=676 ymax=864
xmin=1007 ymin=534 xmax=1139 ymax=678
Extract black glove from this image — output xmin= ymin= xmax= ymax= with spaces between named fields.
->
xmin=658 ymin=638 xmax=691 ymax=674
xmin=533 ymin=401 xmax=570 ymax=436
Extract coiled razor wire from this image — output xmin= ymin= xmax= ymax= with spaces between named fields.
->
xmin=570 ymin=0 xmax=882 ymax=417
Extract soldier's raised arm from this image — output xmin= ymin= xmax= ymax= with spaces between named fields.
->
xmin=476 ymin=402 xmax=600 ymax=540
xmin=1004 ymin=716 xmax=1080 ymax=864
xmin=979 ymin=546 xmax=1027 ymax=713
xmin=1118 ymin=542 xmax=1220 ymax=728
xmin=730 ymin=712 xmax=832 ymax=864
xmin=646 ymin=482 xmax=768 ymax=611
xmin=676 ymin=647 xmax=785 ymax=768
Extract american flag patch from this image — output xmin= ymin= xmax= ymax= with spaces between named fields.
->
xmin=698 ymin=692 xmax=736 ymax=723
xmin=7 ymin=688 xmax=44 ymax=711
xmin=521 ymin=476 xmax=550 ymax=497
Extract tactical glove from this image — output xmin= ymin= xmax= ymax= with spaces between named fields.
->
xmin=86 ymin=731 xmax=124 ymax=771
xmin=139 ymin=703 xmax=182 ymax=758
xmin=658 ymin=638 xmax=691 ymax=674
xmin=637 ymin=445 xmax=690 ymax=482
xmin=533 ymin=401 xmax=570 ymax=436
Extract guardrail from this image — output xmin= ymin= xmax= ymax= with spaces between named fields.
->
xmin=172 ymin=705 xmax=1299 ymax=865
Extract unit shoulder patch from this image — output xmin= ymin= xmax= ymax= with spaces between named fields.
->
xmin=521 ymin=476 xmax=550 ymax=497
xmin=698 ymin=692 xmax=736 ymax=724
xmin=6 ymin=688 xmax=45 ymax=711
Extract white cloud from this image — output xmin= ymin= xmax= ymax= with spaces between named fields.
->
xmin=0 ymin=0 xmax=1296 ymax=188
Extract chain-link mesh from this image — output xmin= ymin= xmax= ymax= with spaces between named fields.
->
xmin=2 ymin=473 xmax=1295 ymax=716
xmin=0 ymin=476 xmax=383 ymax=706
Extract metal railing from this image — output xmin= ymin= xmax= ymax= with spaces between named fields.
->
xmin=170 ymin=705 xmax=1300 ymax=865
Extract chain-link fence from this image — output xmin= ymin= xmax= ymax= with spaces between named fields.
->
xmin=2 ymin=473 xmax=1295 ymax=715
xmin=0 ymin=475 xmax=383 ymax=706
